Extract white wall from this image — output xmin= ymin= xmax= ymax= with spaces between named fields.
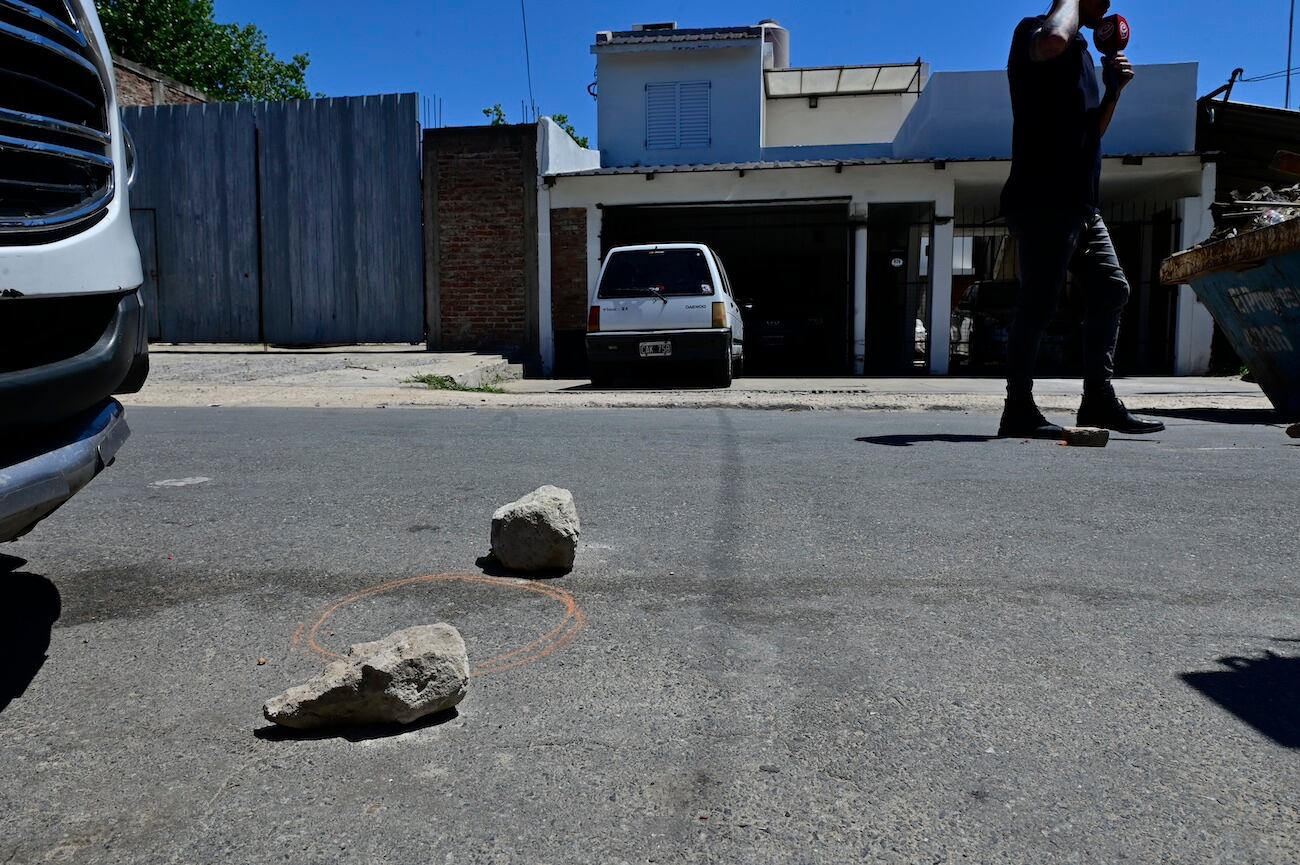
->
xmin=538 ymin=117 xmax=600 ymax=175
xmin=893 ymin=63 xmax=1199 ymax=160
xmin=764 ymin=93 xmax=919 ymax=147
xmin=1175 ymin=163 xmax=1218 ymax=375
xmin=595 ymin=43 xmax=765 ymax=167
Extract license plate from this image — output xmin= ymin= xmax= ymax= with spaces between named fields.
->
xmin=639 ymin=340 xmax=672 ymax=358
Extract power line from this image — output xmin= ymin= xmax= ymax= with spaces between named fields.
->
xmin=1240 ymin=65 xmax=1300 ymax=83
xmin=519 ymin=0 xmax=537 ymax=121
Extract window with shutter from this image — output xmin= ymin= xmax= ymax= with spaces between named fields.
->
xmin=645 ymin=81 xmax=711 ymax=150
xmin=646 ymin=83 xmax=678 ymax=150
xmin=678 ymin=82 xmax=711 ymax=148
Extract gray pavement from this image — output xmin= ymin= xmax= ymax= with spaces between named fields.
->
xmin=2 ymin=406 xmax=1297 ymax=864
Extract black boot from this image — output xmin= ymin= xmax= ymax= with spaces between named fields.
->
xmin=1078 ymin=382 xmax=1166 ymax=434
xmin=999 ymin=395 xmax=1065 ymax=439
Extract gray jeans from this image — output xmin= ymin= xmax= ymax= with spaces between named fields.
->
xmin=1006 ymin=213 xmax=1131 ymax=398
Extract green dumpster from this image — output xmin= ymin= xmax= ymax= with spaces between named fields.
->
xmin=1162 ymin=219 xmax=1300 ymax=420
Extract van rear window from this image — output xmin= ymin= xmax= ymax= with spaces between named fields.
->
xmin=598 ymin=249 xmax=714 ymax=298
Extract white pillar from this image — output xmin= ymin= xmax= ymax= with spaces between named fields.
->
xmin=853 ymin=222 xmax=868 ymax=375
xmin=930 ymin=182 xmax=961 ymax=374
xmin=930 ymin=219 xmax=961 ymax=372
xmin=1174 ymin=162 xmax=1217 ymax=375
xmin=586 ymin=206 xmax=603 ymax=307
xmin=536 ymin=186 xmax=554 ymax=376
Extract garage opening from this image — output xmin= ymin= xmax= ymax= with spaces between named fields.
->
xmin=600 ymin=201 xmax=852 ymax=375
xmin=865 ymin=203 xmax=934 ymax=374
xmin=949 ymin=202 xmax=1183 ymax=375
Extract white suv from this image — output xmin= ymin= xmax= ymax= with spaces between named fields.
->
xmin=585 ymin=243 xmax=745 ymax=388
xmin=0 ymin=0 xmax=146 ymax=541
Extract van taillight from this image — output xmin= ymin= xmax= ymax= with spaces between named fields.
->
xmin=712 ymin=302 xmax=726 ymax=328
xmin=587 ymin=306 xmax=601 ymax=333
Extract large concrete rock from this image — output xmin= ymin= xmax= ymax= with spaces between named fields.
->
xmin=490 ymin=485 xmax=580 ymax=573
xmin=263 ymin=624 xmax=468 ymax=730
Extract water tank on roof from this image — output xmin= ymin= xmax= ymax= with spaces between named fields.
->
xmin=760 ymin=19 xmax=790 ymax=69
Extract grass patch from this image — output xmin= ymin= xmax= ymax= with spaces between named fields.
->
xmin=403 ymin=373 xmax=503 ymax=394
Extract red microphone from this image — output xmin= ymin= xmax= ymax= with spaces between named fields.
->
xmin=1094 ymin=14 xmax=1131 ymax=56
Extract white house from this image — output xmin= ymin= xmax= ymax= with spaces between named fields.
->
xmin=534 ymin=20 xmax=1216 ymax=377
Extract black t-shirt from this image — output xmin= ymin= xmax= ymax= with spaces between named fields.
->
xmin=1001 ymin=16 xmax=1103 ymax=224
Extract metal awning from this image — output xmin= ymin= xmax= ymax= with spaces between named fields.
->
xmin=765 ymin=63 xmax=924 ymax=99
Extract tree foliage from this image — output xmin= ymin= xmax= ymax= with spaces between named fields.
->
xmin=96 ymin=0 xmax=311 ymax=101
xmin=481 ymin=104 xmax=589 ymax=148
xmin=549 ymin=114 xmax=589 ymax=149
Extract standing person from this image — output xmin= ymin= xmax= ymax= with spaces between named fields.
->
xmin=998 ymin=0 xmax=1165 ymax=437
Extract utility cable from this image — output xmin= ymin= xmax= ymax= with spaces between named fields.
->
xmin=1240 ymin=65 xmax=1300 ymax=83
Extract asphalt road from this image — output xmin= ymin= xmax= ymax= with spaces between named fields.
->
xmin=2 ymin=406 xmax=1297 ymax=864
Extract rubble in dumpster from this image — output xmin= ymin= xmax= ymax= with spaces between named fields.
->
xmin=1206 ymin=184 xmax=1300 ymax=245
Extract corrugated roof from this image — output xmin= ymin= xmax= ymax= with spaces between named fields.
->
xmin=549 ymin=153 xmax=1203 ymax=178
xmin=595 ymin=26 xmax=763 ymax=47
xmin=564 ymin=159 xmax=903 ymax=176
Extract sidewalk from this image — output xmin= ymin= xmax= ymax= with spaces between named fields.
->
xmin=122 ymin=347 xmax=1273 ymax=415
xmin=132 ymin=345 xmax=520 ymax=405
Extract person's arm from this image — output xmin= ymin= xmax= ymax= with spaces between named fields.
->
xmin=1030 ymin=0 xmax=1081 ymax=61
xmin=1099 ymin=52 xmax=1136 ymax=136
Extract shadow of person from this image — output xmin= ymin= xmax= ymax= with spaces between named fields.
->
xmin=253 ymin=707 xmax=460 ymax=743
xmin=0 ymin=561 xmax=62 ymax=713
xmin=1181 ymin=646 xmax=1300 ymax=749
xmin=856 ymin=434 xmax=999 ymax=447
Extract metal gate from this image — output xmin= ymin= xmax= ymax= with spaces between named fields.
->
xmin=123 ymin=94 xmax=423 ymax=345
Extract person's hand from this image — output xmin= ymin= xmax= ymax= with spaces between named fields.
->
xmin=1103 ymin=52 xmax=1135 ymax=96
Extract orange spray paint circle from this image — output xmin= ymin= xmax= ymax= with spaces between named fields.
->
xmin=303 ymin=573 xmax=587 ymax=677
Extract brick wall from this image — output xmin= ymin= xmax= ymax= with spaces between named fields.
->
xmin=427 ymin=125 xmax=538 ymax=358
xmin=113 ymin=57 xmax=208 ymax=107
xmin=550 ymin=208 xmax=588 ymax=331
xmin=549 ymin=207 xmax=590 ymax=376
xmin=114 ymin=65 xmax=155 ymax=107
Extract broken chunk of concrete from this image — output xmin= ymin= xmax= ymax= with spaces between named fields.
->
xmin=490 ymin=485 xmax=580 ymax=573
xmin=1062 ymin=427 xmax=1110 ymax=448
xmin=263 ymin=624 xmax=468 ymax=730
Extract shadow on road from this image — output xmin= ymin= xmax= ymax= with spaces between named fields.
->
xmin=474 ymin=554 xmax=571 ymax=580
xmin=1143 ymin=408 xmax=1281 ymax=425
xmin=1181 ymin=644 xmax=1300 ymax=749
xmin=857 ymin=434 xmax=999 ymax=447
xmin=254 ymin=707 xmax=460 ymax=743
xmin=0 ymin=554 xmax=61 ymax=713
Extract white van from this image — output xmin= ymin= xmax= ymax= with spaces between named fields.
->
xmin=585 ymin=243 xmax=745 ymax=387
xmin=0 ymin=0 xmax=146 ymax=541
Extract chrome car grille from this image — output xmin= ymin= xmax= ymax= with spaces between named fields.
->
xmin=0 ymin=0 xmax=113 ymax=243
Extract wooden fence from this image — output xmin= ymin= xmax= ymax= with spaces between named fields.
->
xmin=123 ymin=94 xmax=424 ymax=344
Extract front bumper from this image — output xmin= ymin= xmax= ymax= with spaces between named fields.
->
xmin=0 ymin=290 xmax=148 ymax=431
xmin=587 ymin=329 xmax=730 ymax=365
xmin=0 ymin=399 xmax=129 ymax=542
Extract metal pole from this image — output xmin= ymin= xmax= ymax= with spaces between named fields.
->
xmin=1289 ymin=0 xmax=1296 ymax=109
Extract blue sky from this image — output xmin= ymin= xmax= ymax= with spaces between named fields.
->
xmin=214 ymin=0 xmax=1295 ymax=142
